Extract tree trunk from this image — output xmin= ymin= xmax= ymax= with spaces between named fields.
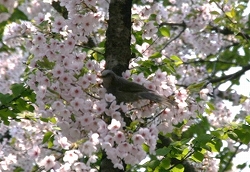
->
xmin=101 ymin=0 xmax=132 ymax=171
xmin=104 ymin=0 xmax=132 ymax=76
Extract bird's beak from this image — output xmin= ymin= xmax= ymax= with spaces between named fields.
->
xmin=97 ymin=73 xmax=103 ymax=78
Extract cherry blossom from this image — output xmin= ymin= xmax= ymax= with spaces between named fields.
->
xmin=0 ymin=0 xmax=248 ymax=171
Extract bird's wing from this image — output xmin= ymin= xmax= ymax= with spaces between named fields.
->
xmin=116 ymin=77 xmax=150 ymax=92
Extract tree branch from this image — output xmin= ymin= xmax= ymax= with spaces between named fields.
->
xmin=183 ymin=59 xmax=237 ymax=66
xmin=209 ymin=64 xmax=250 ymax=84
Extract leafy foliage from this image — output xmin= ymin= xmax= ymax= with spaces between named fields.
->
xmin=0 ymin=84 xmax=35 ymax=125
xmin=0 ymin=0 xmax=250 ymax=172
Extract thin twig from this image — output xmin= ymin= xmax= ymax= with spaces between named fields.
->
xmin=221 ymin=143 xmax=242 ymax=172
xmin=182 ymin=59 xmax=237 ymax=66
xmin=75 ymin=44 xmax=104 ymax=55
xmin=160 ymin=21 xmax=187 ymax=51
xmin=84 ymin=90 xmax=101 ymax=100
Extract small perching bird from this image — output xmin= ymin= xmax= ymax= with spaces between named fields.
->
xmin=100 ymin=70 xmax=173 ymax=106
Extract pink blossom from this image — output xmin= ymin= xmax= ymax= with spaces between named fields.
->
xmin=51 ymin=65 xmax=64 ymax=78
xmin=85 ymin=73 xmax=97 ymax=84
xmin=63 ymin=150 xmax=79 ymax=164
xmin=52 ymin=16 xmax=66 ymax=32
xmin=33 ymin=32 xmax=46 ymax=45
xmin=97 ymin=120 xmax=108 ymax=135
xmin=114 ymin=131 xmax=125 ymax=144
xmin=40 ymin=155 xmax=56 ymax=171
xmin=89 ymin=133 xmax=100 ymax=145
xmin=28 ymin=146 xmax=41 ymax=159
xmin=34 ymin=13 xmax=45 ymax=24
xmin=85 ymin=59 xmax=95 ymax=70
xmin=80 ymin=114 xmax=94 ymax=126
xmin=93 ymin=101 xmax=107 ymax=115
xmin=138 ymin=128 xmax=150 ymax=140
xmin=144 ymin=81 xmax=156 ymax=91
xmin=117 ymin=142 xmax=132 ymax=153
xmin=142 ymin=21 xmax=157 ymax=39
xmin=108 ymin=119 xmax=121 ymax=133
xmin=200 ymin=88 xmax=209 ymax=100
xmin=114 ymin=162 xmax=124 ymax=170
xmin=59 ymin=73 xmax=74 ymax=85
xmin=51 ymin=101 xmax=64 ymax=112
xmin=175 ymin=89 xmax=188 ymax=101
xmin=69 ymin=86 xmax=84 ymax=97
xmin=78 ymin=76 xmax=90 ymax=89
xmin=132 ymin=73 xmax=145 ymax=84
xmin=81 ymin=141 xmax=97 ymax=155
xmin=103 ymin=134 xmax=114 ymax=147
xmin=65 ymin=36 xmax=75 ymax=53
xmin=57 ymin=137 xmax=71 ymax=150
xmin=132 ymin=134 xmax=145 ymax=145
xmin=122 ymin=70 xmax=131 ymax=79
xmin=105 ymin=93 xmax=116 ymax=102
xmin=70 ymin=97 xmax=84 ymax=111
xmin=72 ymin=162 xmax=90 ymax=172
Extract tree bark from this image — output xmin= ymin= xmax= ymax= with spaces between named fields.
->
xmin=101 ymin=0 xmax=132 ymax=171
xmin=104 ymin=0 xmax=132 ymax=76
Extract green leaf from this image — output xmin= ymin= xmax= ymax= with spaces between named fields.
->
xmin=37 ymin=57 xmax=55 ymax=70
xmin=225 ymin=8 xmax=236 ymax=19
xmin=0 ymin=4 xmax=8 ymax=13
xmin=191 ymin=151 xmax=204 ymax=162
xmin=42 ymin=131 xmax=54 ymax=144
xmin=142 ymin=143 xmax=149 ymax=153
xmin=207 ymin=139 xmax=222 ymax=152
xmin=146 ymin=159 xmax=160 ymax=169
xmin=156 ymin=147 xmax=170 ymax=156
xmin=193 ymin=134 xmax=213 ymax=146
xmin=237 ymin=162 xmax=247 ymax=170
xmin=213 ymin=17 xmax=222 ymax=24
xmin=47 ymin=135 xmax=54 ymax=148
xmin=150 ymin=52 xmax=162 ymax=59
xmin=170 ymin=55 xmax=183 ymax=66
xmin=187 ymin=81 xmax=206 ymax=93
xmin=159 ymin=27 xmax=170 ymax=37
xmin=170 ymin=164 xmax=184 ymax=172
xmin=245 ymin=115 xmax=250 ymax=124
xmin=40 ymin=117 xmax=49 ymax=123
xmin=160 ymin=157 xmax=170 ymax=169
xmin=0 ymin=109 xmax=12 ymax=125
xmin=18 ymin=113 xmax=37 ymax=121
xmin=49 ymin=117 xmax=57 ymax=124
xmin=0 ymin=93 xmax=13 ymax=105
xmin=207 ymin=102 xmax=215 ymax=111
xmin=13 ymin=166 xmax=24 ymax=172
xmin=234 ymin=128 xmax=250 ymax=144
xmin=228 ymin=131 xmax=238 ymax=141
xmin=210 ymin=11 xmax=220 ymax=15
xmin=9 ymin=8 xmax=28 ymax=21
xmin=211 ymin=130 xmax=224 ymax=138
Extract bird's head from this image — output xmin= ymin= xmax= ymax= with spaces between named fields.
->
xmin=101 ymin=70 xmax=116 ymax=78
xmin=100 ymin=70 xmax=116 ymax=88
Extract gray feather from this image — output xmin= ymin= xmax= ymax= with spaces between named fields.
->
xmin=101 ymin=70 xmax=172 ymax=106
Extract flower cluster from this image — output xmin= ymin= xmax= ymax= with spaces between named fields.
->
xmin=0 ymin=0 xmax=248 ymax=171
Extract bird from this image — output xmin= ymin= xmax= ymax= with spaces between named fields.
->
xmin=100 ymin=69 xmax=173 ymax=106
